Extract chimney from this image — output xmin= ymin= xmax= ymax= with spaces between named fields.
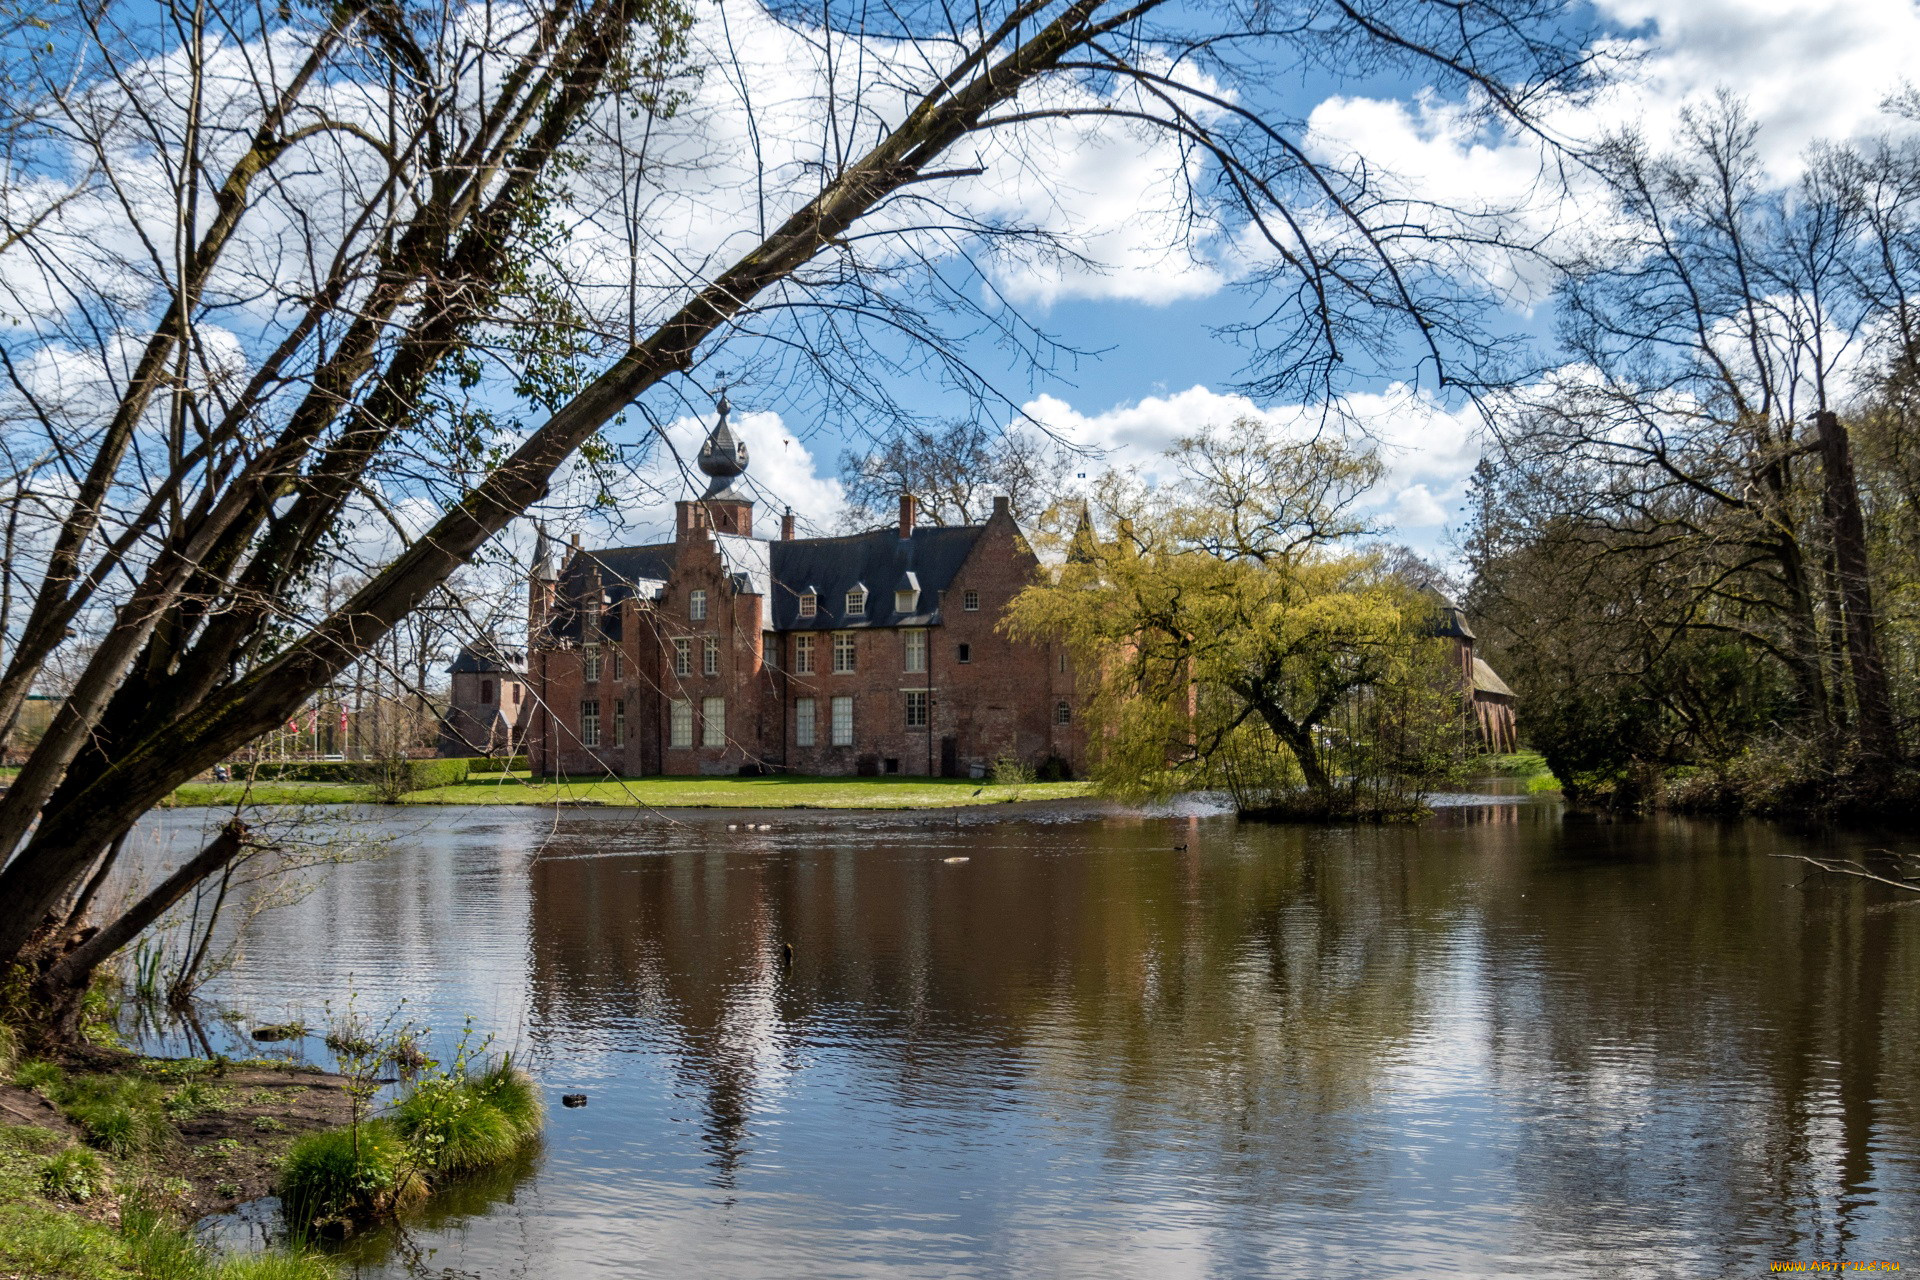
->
xmin=569 ymin=532 xmax=580 ymax=549
xmin=992 ymin=495 xmax=1010 ymax=519
xmin=898 ymin=493 xmax=917 ymax=539
xmin=781 ymin=507 xmax=795 ymax=541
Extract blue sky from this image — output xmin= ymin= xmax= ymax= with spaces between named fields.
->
xmin=556 ymin=0 xmax=1920 ymax=565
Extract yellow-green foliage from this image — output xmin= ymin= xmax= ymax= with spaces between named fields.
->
xmin=1008 ymin=425 xmax=1464 ymax=815
xmin=392 ymin=1061 xmax=542 ymax=1176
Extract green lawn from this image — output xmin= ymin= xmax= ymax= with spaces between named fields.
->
xmin=167 ymin=772 xmax=1094 ymax=810
xmin=406 ymin=772 xmax=1094 ymax=808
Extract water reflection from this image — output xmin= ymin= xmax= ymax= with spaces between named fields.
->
xmin=134 ymin=801 xmax=1920 ymax=1278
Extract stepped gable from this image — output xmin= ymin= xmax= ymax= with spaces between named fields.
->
xmin=545 ymin=542 xmax=679 ymax=643
xmin=769 ymin=524 xmax=986 ymax=630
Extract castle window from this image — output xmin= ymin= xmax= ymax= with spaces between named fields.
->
xmin=690 ymin=589 xmax=707 ymax=621
xmin=832 ymin=632 xmax=856 ymax=674
xmin=895 ymin=589 xmax=917 ymax=614
xmin=795 ymin=633 xmax=815 ymax=674
xmin=702 ymin=696 xmax=726 ymax=748
xmin=846 ymin=587 xmax=867 ymax=617
xmin=957 ymin=643 xmax=971 ymax=664
xmin=673 ymin=638 xmax=691 ymax=677
xmin=615 ymin=699 xmax=627 ymax=747
xmin=795 ymin=697 xmax=816 ymax=746
xmin=512 ymin=684 xmax=521 ymax=705
xmin=905 ymin=689 xmax=928 ymax=728
xmin=1058 ymin=651 xmax=1067 ymax=673
xmin=963 ymin=589 xmax=979 ymax=611
xmin=480 ymin=679 xmax=495 ymax=704
xmin=1055 ymin=700 xmax=1071 ymax=725
xmin=703 ymin=636 xmax=719 ymax=676
xmin=613 ymin=649 xmax=624 ymax=680
xmin=798 ymin=592 xmax=817 ymax=618
xmin=670 ymin=700 xmax=693 ymax=747
xmin=830 ymin=695 xmax=854 ymax=746
xmin=903 ymin=630 xmax=926 ymax=674
xmin=583 ymin=644 xmax=601 ymax=683
xmin=580 ymin=699 xmax=601 ymax=747
xmin=763 ymin=632 xmax=779 ymax=671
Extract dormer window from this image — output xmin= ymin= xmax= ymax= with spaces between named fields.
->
xmin=689 ymin=589 xmax=707 ymax=621
xmin=895 ymin=589 xmax=917 ymax=614
xmin=798 ymin=591 xmax=817 ymax=619
xmin=846 ymin=587 xmax=867 ymax=617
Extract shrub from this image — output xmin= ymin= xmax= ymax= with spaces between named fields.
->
xmin=279 ymin=1121 xmax=417 ymax=1225
xmin=213 ymin=1253 xmax=337 ymax=1280
xmin=461 ymin=755 xmax=528 ymax=774
xmin=989 ymin=754 xmax=1035 ymax=785
xmin=468 ymin=1060 xmax=542 ymax=1142
xmin=392 ymin=1077 xmax=518 ymax=1176
xmin=39 ymin=1147 xmax=106 ymax=1203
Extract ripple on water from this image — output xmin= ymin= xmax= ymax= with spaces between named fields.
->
xmin=125 ymin=802 xmax=1920 ymax=1279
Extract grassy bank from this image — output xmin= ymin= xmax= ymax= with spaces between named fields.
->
xmin=1467 ymin=751 xmax=1562 ymax=794
xmin=169 ymin=772 xmax=1095 ymax=809
xmin=0 ymin=1049 xmax=346 ymax=1279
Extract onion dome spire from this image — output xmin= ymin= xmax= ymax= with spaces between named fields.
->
xmin=697 ymin=392 xmax=748 ymax=497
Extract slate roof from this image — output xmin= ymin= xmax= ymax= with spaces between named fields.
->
xmin=538 ymin=520 xmax=991 ymax=642
xmin=768 ymin=524 xmax=986 ymax=630
xmin=448 ymin=644 xmax=526 ymax=675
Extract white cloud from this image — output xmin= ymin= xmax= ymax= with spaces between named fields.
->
xmin=1019 ymin=382 xmax=1483 ymax=555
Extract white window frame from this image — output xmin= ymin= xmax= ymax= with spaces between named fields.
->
xmin=703 ymin=635 xmax=720 ymax=676
xmin=580 ymin=699 xmax=601 ymax=747
xmin=798 ymin=592 xmax=817 ymax=619
xmin=963 ymin=589 xmax=979 ymax=611
xmin=903 ymin=629 xmax=926 ymax=674
xmin=673 ymin=637 xmax=691 ymax=676
xmin=795 ymin=697 xmax=816 ymax=747
xmin=845 ymin=587 xmax=867 ymax=617
xmin=830 ymin=695 xmax=854 ymax=746
xmin=832 ymin=632 xmax=856 ymax=674
xmin=689 ymin=589 xmax=707 ymax=621
xmin=905 ymin=689 xmax=928 ymax=728
xmin=702 ymin=696 xmax=726 ymax=748
xmin=895 ymin=589 xmax=917 ymax=614
xmin=615 ymin=699 xmax=627 ymax=746
xmin=794 ymin=633 xmax=815 ymax=674
xmin=670 ymin=699 xmax=693 ymax=748
xmin=1055 ymin=700 xmax=1071 ymax=726
xmin=583 ymin=643 xmax=601 ymax=683
xmin=613 ymin=648 xmax=624 ymax=680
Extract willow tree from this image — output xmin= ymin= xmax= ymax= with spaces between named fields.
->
xmin=0 ymin=0 xmax=1600 ymax=1036
xmin=1007 ymin=424 xmax=1462 ymax=818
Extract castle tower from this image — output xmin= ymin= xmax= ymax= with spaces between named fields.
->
xmin=676 ymin=394 xmax=755 ymax=538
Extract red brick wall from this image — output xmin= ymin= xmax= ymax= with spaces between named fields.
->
xmin=529 ymin=509 xmax=1084 ymax=779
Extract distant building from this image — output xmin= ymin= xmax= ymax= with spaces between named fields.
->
xmin=524 ymin=398 xmax=1082 ymax=778
xmin=440 ymin=644 xmax=533 ymax=757
xmin=1429 ymin=597 xmax=1519 ymax=752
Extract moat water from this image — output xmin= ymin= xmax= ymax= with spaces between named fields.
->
xmin=132 ymin=792 xmax=1920 ymax=1278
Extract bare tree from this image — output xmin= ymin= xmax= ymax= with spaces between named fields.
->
xmin=0 ymin=0 xmax=1601 ymax=1037
xmin=842 ymin=419 xmax=1069 ymax=528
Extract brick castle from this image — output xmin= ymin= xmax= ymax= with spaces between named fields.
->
xmin=499 ymin=399 xmax=1084 ymax=778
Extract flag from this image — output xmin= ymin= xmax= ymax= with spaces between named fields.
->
xmin=306 ymin=709 xmax=318 ymax=732
xmin=339 ymin=709 xmax=349 ymax=734
xmin=287 ymin=717 xmax=299 ymax=734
